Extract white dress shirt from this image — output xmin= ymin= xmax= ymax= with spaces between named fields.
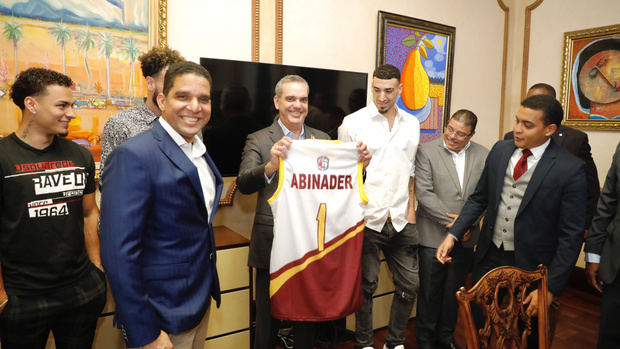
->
xmin=338 ymin=103 xmax=420 ymax=232
xmin=443 ymin=140 xmax=471 ymax=190
xmin=159 ymin=118 xmax=216 ymax=219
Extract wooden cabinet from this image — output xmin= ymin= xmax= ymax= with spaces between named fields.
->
xmin=204 ymin=226 xmax=251 ymax=348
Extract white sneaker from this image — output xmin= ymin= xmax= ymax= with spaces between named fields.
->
xmin=382 ymin=345 xmax=405 ymax=349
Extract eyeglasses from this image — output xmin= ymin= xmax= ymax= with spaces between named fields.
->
xmin=445 ymin=126 xmax=471 ymax=138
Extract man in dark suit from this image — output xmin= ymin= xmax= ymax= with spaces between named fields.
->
xmin=437 ymin=95 xmax=587 ymax=346
xmin=415 ymin=110 xmax=488 ymax=349
xmin=236 ymin=75 xmax=331 ymax=349
xmin=504 ymin=83 xmax=599 ymax=228
xmin=584 ymin=142 xmax=620 ymax=348
xmin=100 ymin=62 xmax=223 ymax=349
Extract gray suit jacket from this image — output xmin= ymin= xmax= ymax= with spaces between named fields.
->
xmin=585 ymin=142 xmax=620 ymax=284
xmin=236 ymin=117 xmax=330 ymax=269
xmin=415 ymin=138 xmax=489 ymax=248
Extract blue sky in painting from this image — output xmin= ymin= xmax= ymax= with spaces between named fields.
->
xmin=0 ymin=0 xmax=147 ymax=31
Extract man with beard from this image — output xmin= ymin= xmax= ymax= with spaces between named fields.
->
xmin=100 ymin=46 xmax=184 ymax=185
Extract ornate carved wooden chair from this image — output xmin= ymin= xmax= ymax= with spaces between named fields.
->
xmin=456 ymin=264 xmax=550 ymax=349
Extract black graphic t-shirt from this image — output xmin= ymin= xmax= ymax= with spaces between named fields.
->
xmin=0 ymin=133 xmax=95 ymax=295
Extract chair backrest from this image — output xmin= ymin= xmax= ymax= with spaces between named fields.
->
xmin=456 ymin=264 xmax=549 ymax=349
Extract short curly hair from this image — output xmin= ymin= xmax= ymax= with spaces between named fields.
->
xmin=373 ymin=64 xmax=401 ymax=80
xmin=10 ymin=68 xmax=73 ymax=110
xmin=139 ymin=46 xmax=185 ymax=78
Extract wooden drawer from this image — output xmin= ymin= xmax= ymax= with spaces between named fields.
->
xmin=204 ymin=330 xmax=250 ymax=348
xmin=206 ymin=289 xmax=250 ymax=337
xmin=217 ymin=246 xmax=250 ymax=291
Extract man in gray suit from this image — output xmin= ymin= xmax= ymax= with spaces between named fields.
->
xmin=415 ymin=110 xmax=488 ymax=349
xmin=585 ymin=142 xmax=620 ymax=348
xmin=236 ymin=75 xmax=370 ymax=349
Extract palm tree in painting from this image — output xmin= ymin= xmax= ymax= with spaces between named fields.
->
xmin=74 ymin=27 xmax=95 ymax=90
xmin=49 ymin=22 xmax=72 ymax=74
xmin=2 ymin=20 xmax=23 ymax=76
xmin=120 ymin=35 xmax=140 ymax=98
xmin=97 ymin=32 xmax=115 ymax=98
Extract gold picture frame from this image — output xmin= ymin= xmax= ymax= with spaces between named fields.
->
xmin=560 ymin=24 xmax=620 ymax=131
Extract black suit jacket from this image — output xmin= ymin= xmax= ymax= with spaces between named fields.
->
xmin=236 ymin=117 xmax=330 ymax=269
xmin=450 ymin=139 xmax=587 ymax=295
xmin=584 ymin=142 xmax=620 ymax=284
xmin=505 ymin=125 xmax=599 ymax=226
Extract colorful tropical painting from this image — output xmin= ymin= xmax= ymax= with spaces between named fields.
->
xmin=377 ymin=12 xmax=455 ymax=143
xmin=0 ymin=0 xmax=151 ymax=162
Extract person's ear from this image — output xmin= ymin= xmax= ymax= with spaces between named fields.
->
xmin=24 ymin=96 xmax=37 ymax=115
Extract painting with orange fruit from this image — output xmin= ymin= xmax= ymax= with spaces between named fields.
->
xmin=377 ymin=11 xmax=455 ymax=143
xmin=0 ymin=0 xmax=151 ymax=165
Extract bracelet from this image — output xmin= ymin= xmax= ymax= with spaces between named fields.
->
xmin=0 ymin=298 xmax=7 ymax=308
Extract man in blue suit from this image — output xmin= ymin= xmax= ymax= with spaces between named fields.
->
xmin=436 ymin=95 xmax=586 ymax=347
xmin=101 ymin=61 xmax=222 ymax=349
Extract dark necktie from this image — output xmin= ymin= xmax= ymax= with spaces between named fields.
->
xmin=513 ymin=149 xmax=532 ymax=180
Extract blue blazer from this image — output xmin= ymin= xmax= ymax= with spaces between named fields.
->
xmin=450 ymin=139 xmax=586 ymax=296
xmin=100 ymin=121 xmax=223 ymax=348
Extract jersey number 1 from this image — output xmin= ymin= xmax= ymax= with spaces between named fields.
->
xmin=316 ymin=203 xmax=326 ymax=252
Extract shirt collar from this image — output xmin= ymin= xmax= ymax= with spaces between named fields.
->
xmin=158 ymin=117 xmax=205 ymax=154
xmin=369 ymin=102 xmax=404 ymax=122
xmin=443 ymin=140 xmax=471 ymax=156
xmin=521 ymin=138 xmax=550 ymax=160
xmin=277 ymin=117 xmax=305 ymax=140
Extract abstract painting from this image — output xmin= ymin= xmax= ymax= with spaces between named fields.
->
xmin=377 ymin=11 xmax=455 ymax=143
xmin=560 ymin=23 xmax=620 ymax=130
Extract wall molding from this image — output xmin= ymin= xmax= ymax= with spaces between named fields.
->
xmin=275 ymin=0 xmax=283 ymax=64
xmin=521 ymin=0 xmax=544 ymax=100
xmin=252 ymin=0 xmax=260 ymax=62
xmin=497 ymin=0 xmax=510 ymax=140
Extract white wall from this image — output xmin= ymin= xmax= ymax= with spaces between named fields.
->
xmin=168 ymin=0 xmax=253 ymax=63
xmin=529 ymin=0 xmax=620 ymax=184
xmin=282 ymin=0 xmax=505 ymax=150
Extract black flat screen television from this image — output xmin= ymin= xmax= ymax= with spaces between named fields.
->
xmin=200 ymin=57 xmax=368 ymax=177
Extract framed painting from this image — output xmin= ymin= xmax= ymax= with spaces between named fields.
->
xmin=377 ymin=11 xmax=455 ymax=143
xmin=0 ymin=0 xmax=167 ymax=165
xmin=560 ymin=24 xmax=620 ymax=130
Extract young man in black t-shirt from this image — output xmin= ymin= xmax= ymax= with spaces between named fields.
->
xmin=0 ymin=68 xmax=106 ymax=348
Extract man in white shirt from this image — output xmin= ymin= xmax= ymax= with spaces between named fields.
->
xmin=100 ymin=62 xmax=223 ymax=349
xmin=338 ymin=64 xmax=420 ymax=349
xmin=415 ymin=110 xmax=488 ymax=349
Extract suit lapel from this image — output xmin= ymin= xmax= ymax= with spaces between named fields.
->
xmin=518 ymin=141 xmax=558 ymax=215
xmin=153 ymin=122 xmax=206 ymax=209
xmin=437 ymin=143 xmax=462 ymax=193
xmin=551 ymin=125 xmax=567 ymax=147
xmin=268 ymin=117 xmax=285 ymax=144
xmin=462 ymin=145 xmax=477 ymax=193
xmin=495 ymin=142 xmax=515 ymax=204
xmin=203 ymin=152 xmax=223 ymax=222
